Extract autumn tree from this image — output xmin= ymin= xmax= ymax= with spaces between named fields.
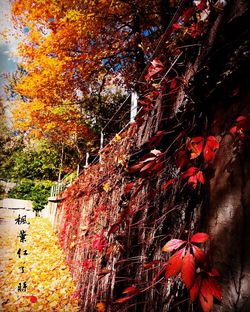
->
xmin=9 ymin=0 xmax=176 ymax=152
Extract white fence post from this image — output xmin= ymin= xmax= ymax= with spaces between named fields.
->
xmin=130 ymin=91 xmax=138 ymax=123
xmin=99 ymin=131 xmax=104 ymax=162
xmin=100 ymin=131 xmax=104 ymax=149
xmin=85 ymin=152 xmax=90 ymax=167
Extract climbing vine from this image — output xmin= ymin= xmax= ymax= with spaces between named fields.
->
xmin=52 ymin=1 xmax=249 ymax=311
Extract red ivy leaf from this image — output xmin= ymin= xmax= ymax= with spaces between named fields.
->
xmin=203 ymin=136 xmax=219 ymax=162
xmin=128 ymin=162 xmax=144 ymax=173
xmin=122 ymin=286 xmax=139 ymax=295
xmin=162 ymin=239 xmax=185 ymax=252
xmin=190 ymin=275 xmax=202 ymax=301
xmin=197 ymin=171 xmax=205 ymax=184
xmin=182 ymin=7 xmax=196 ymax=23
xmin=149 ymin=161 xmax=164 ymax=173
xmin=162 ymin=178 xmax=175 ymax=190
xmin=145 ymin=58 xmax=164 ymax=82
xmin=230 ymin=126 xmax=237 ymax=135
xmin=189 ymin=21 xmax=204 ymax=38
xmin=192 ymin=245 xmax=207 ymax=264
xmin=148 ymin=130 xmax=166 ymax=147
xmin=206 ymin=136 xmax=219 ymax=149
xmin=236 ymin=116 xmax=246 ymax=122
xmin=108 ymin=221 xmax=122 ymax=235
xmin=143 ymin=260 xmax=160 ymax=269
xmin=181 ymin=248 xmax=196 ymax=288
xmin=186 ymin=137 xmax=204 ymax=159
xmin=170 ymin=78 xmax=177 ymax=89
xmin=208 ymin=267 xmax=220 ymax=277
xmin=115 ymin=296 xmax=134 ymax=303
xmin=115 ymin=286 xmax=139 ymax=303
xmin=176 ymin=150 xmax=190 ymax=168
xmin=124 ymin=182 xmax=135 ymax=194
xmin=188 ymin=175 xmax=197 ymax=189
xmin=199 ymin=279 xmax=214 ymax=312
xmin=165 ymin=248 xmax=185 ymax=278
xmin=172 ymin=23 xmax=180 ymax=30
xmin=203 ymin=147 xmax=215 ymax=162
xmin=191 ymin=233 xmax=209 ymax=243
xmin=197 ymin=0 xmax=207 ymax=11
xmin=140 ymin=161 xmax=156 ymax=173
xmin=151 ymin=58 xmax=164 ymax=68
xmin=181 ymin=167 xmax=198 ymax=179
xmin=209 ymin=278 xmax=222 ymax=300
xmin=29 ymin=295 xmax=38 ymax=303
xmin=93 ymin=231 xmax=107 ymax=251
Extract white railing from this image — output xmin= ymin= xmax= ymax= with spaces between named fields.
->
xmin=50 ymin=90 xmax=138 ymax=197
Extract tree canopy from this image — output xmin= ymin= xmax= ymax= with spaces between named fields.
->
xmin=10 ymin=0 xmax=173 ymax=145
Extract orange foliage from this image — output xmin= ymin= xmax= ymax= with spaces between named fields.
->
xmin=11 ymin=0 xmax=166 ymax=141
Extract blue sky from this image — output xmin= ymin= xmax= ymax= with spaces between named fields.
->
xmin=0 ymin=0 xmax=18 ymax=94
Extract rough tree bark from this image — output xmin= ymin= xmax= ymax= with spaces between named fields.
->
xmin=193 ymin=0 xmax=250 ymax=310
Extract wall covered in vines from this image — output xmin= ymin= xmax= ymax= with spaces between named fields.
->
xmin=54 ymin=0 xmax=250 ymax=311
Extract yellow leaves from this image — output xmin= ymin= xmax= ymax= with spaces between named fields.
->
xmin=65 ymin=9 xmax=82 ymax=21
xmin=96 ymin=301 xmax=106 ymax=312
xmin=45 ymin=121 xmax=57 ymax=130
xmin=0 ymin=218 xmax=79 ymax=311
xmin=87 ymin=13 xmax=95 ymax=18
xmin=116 ymin=154 xmax=127 ymax=167
xmin=70 ymin=241 xmax=76 ymax=249
xmin=103 ymin=182 xmax=111 ymax=193
xmin=114 ymin=133 xmax=122 ymax=142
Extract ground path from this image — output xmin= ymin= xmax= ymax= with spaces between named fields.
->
xmin=0 ymin=208 xmax=79 ymax=311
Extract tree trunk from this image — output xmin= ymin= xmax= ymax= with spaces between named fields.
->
xmin=195 ymin=0 xmax=250 ymax=310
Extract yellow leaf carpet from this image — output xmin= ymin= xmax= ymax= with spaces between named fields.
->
xmin=0 ymin=217 xmax=79 ymax=311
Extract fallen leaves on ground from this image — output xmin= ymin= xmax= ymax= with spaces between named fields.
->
xmin=0 ymin=217 xmax=79 ymax=311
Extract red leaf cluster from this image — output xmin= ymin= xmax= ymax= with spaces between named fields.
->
xmin=162 ymin=178 xmax=175 ymax=190
xmin=186 ymin=136 xmax=219 ymax=162
xmin=169 ymin=78 xmax=178 ymax=89
xmin=203 ymin=136 xmax=219 ymax=162
xmin=138 ymin=90 xmax=161 ymax=115
xmin=145 ymin=58 xmax=164 ymax=82
xmin=81 ymin=259 xmax=94 ymax=272
xmin=190 ymin=269 xmax=222 ymax=312
xmin=196 ymin=0 xmax=207 ymax=11
xmin=230 ymin=115 xmax=250 ymax=139
xmin=182 ymin=7 xmax=196 ymax=23
xmin=92 ymin=230 xmax=107 ymax=252
xmin=128 ymin=149 xmax=164 ymax=176
xmin=186 ymin=137 xmax=204 ymax=159
xmin=124 ymin=182 xmax=135 ymax=194
xmin=115 ymin=286 xmax=139 ymax=303
xmin=162 ymin=233 xmax=222 ymax=312
xmin=188 ymin=21 xmax=204 ymax=38
xmin=181 ymin=167 xmax=205 ymax=189
xmin=148 ymin=130 xmax=166 ymax=148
